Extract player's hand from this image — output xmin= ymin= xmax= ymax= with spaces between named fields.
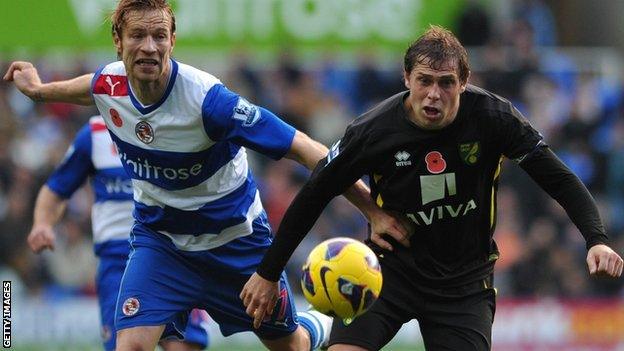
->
xmin=240 ymin=272 xmax=279 ymax=329
xmin=587 ymin=244 xmax=623 ymax=278
xmin=369 ymin=208 xmax=414 ymax=251
xmin=3 ymin=61 xmax=43 ymax=100
xmin=27 ymin=224 xmax=56 ymax=253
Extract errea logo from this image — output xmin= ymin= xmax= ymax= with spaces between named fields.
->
xmin=395 ymin=151 xmax=412 ymax=166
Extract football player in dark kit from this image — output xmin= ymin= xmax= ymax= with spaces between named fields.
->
xmin=240 ymin=26 xmax=623 ymax=350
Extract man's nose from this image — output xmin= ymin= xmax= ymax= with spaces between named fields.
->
xmin=141 ymin=36 xmax=157 ymax=53
xmin=427 ymin=84 xmax=441 ymax=100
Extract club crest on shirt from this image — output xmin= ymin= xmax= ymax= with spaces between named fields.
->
xmin=122 ymin=297 xmax=140 ymax=316
xmin=458 ymin=142 xmax=480 ymax=165
xmin=232 ymin=97 xmax=261 ymax=127
xmin=135 ymin=121 xmax=154 ymax=144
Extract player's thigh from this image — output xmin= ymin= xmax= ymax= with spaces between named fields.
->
xmin=420 ymin=290 xmax=495 ymax=351
xmin=328 ymin=297 xmax=407 ymax=351
xmin=117 ymin=325 xmax=165 ymax=351
xmin=327 ymin=247 xmax=417 ymax=351
xmin=116 ymin=227 xmax=205 ymax=335
xmin=202 ymin=269 xmax=299 ymax=339
xmin=199 ymin=221 xmax=300 ymax=339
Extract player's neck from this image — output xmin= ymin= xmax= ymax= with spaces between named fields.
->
xmin=129 ymin=63 xmax=171 ymax=106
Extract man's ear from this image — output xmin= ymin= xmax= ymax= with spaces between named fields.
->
xmin=113 ymin=31 xmax=122 ymax=58
xmin=460 ymin=71 xmax=471 ymax=92
xmin=403 ymin=70 xmax=411 ymax=89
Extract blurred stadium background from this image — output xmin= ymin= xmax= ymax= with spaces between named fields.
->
xmin=1 ymin=0 xmax=624 ymax=350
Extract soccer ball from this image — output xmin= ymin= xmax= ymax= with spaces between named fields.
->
xmin=301 ymin=237 xmax=383 ymax=321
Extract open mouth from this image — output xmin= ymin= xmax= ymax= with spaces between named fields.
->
xmin=135 ymin=58 xmax=159 ymax=67
xmin=423 ymin=106 xmax=441 ymax=117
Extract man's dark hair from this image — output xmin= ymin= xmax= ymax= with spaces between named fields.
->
xmin=404 ymin=25 xmax=470 ymax=84
xmin=111 ymin=0 xmax=176 ymax=37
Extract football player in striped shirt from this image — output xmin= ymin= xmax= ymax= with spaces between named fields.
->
xmin=4 ymin=1 xmax=407 ymax=350
xmin=27 ymin=116 xmax=211 ymax=351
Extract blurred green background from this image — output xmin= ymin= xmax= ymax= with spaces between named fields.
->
xmin=1 ymin=0 xmax=624 ymax=350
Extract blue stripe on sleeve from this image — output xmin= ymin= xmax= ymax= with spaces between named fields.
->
xmin=46 ymin=124 xmax=94 ymax=198
xmin=202 ymin=84 xmax=296 ymax=160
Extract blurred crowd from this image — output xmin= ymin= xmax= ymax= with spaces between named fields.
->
xmin=0 ymin=0 xmax=623 ymax=303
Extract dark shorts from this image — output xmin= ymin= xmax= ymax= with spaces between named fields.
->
xmin=328 ymin=249 xmax=496 ymax=351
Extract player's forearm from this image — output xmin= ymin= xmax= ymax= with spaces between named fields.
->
xmin=256 ymin=180 xmax=334 ymax=282
xmin=520 ymin=147 xmax=608 ymax=248
xmin=285 ymin=130 xmax=329 ymax=171
xmin=287 ymin=131 xmax=376 ymax=216
xmin=342 ymin=180 xmax=380 ymax=221
xmin=31 ymin=74 xmax=95 ymax=105
xmin=33 ymin=186 xmax=68 ymax=228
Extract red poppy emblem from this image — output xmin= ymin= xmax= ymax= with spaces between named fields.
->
xmin=425 ymin=151 xmax=447 ymax=174
xmin=110 ymin=108 xmax=123 ymax=127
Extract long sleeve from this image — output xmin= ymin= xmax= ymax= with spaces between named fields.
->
xmin=520 ymin=146 xmax=608 ymax=249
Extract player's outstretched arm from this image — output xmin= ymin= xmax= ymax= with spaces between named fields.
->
xmin=27 ymin=185 xmax=68 ymax=253
xmin=587 ymin=244 xmax=623 ymax=278
xmin=285 ymin=130 xmax=411 ymax=250
xmin=520 ymin=146 xmax=623 ymax=279
xmin=3 ymin=61 xmax=94 ymax=106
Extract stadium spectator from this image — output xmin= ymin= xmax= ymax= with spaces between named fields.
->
xmin=456 ymin=0 xmax=492 ymax=46
xmin=513 ymin=0 xmax=558 ymax=47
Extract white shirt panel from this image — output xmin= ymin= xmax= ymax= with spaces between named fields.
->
xmin=131 ymin=147 xmax=248 ymax=210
